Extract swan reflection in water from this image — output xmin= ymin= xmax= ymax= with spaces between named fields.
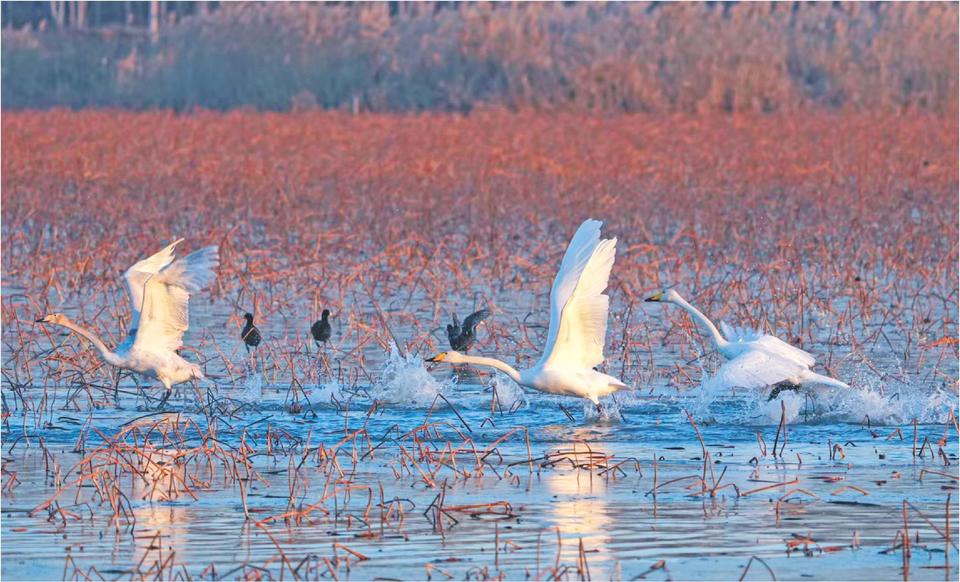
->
xmin=542 ymin=439 xmax=615 ymax=576
xmin=124 ymin=416 xmax=200 ymax=568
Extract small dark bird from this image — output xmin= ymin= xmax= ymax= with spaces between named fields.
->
xmin=311 ymin=309 xmax=332 ymax=345
xmin=446 ymin=315 xmax=461 ymax=346
xmin=446 ymin=309 xmax=491 ymax=352
xmin=241 ymin=312 xmax=262 ymax=352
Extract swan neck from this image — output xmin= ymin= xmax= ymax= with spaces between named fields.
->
xmin=674 ymin=296 xmax=727 ymax=349
xmin=458 ymin=355 xmax=522 ymax=384
xmin=59 ymin=319 xmax=117 ymax=363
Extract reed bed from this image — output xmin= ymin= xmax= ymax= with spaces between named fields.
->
xmin=1 ymin=109 xmax=958 ymax=579
xmin=2 ymin=109 xmax=956 ymax=399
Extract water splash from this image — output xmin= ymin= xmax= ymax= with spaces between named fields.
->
xmin=314 ymin=379 xmax=346 ymax=406
xmin=491 ymin=376 xmax=527 ymax=411
xmin=371 ymin=344 xmax=446 ymax=406
xmin=685 ymin=380 xmax=727 ymax=423
xmin=817 ymin=384 xmax=958 ymax=425
xmin=582 ymin=395 xmax=625 ymax=423
xmin=236 ymin=370 xmax=263 ymax=403
xmin=677 ymin=358 xmax=960 ymax=426
xmin=757 ymin=391 xmax=806 ymax=424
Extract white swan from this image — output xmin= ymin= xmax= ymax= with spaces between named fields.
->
xmin=426 ymin=219 xmax=627 ymax=406
xmin=644 ymin=289 xmax=849 ymax=392
xmin=37 ymin=239 xmax=219 ymax=404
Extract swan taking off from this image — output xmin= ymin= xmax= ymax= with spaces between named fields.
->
xmin=644 ymin=289 xmax=849 ymax=393
xmin=36 ymin=239 xmax=219 ymax=405
xmin=427 ymin=219 xmax=627 ymax=406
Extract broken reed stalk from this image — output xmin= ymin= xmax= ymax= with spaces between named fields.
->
xmin=738 ymin=556 xmax=776 ymax=581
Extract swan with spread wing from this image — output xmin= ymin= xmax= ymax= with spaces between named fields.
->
xmin=426 ymin=219 xmax=627 ymax=406
xmin=37 ymin=239 xmax=219 ymax=405
xmin=645 ymin=288 xmax=849 ymax=393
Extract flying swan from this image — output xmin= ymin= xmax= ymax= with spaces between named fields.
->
xmin=427 ymin=219 xmax=627 ymax=407
xmin=644 ymin=288 xmax=849 ymax=394
xmin=37 ymin=239 xmax=219 ymax=405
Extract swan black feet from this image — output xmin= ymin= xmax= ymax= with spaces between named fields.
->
xmin=156 ymin=389 xmax=172 ymax=410
xmin=767 ymin=381 xmax=801 ymax=401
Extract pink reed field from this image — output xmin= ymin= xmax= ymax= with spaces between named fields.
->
xmin=1 ymin=2 xmax=958 ymax=581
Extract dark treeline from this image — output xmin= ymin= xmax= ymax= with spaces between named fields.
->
xmin=2 ymin=1 xmax=956 ymax=113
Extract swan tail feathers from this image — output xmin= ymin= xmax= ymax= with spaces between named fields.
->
xmin=799 ymin=370 xmax=849 ymax=390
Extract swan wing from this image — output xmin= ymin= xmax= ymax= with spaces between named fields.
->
xmin=720 ymin=321 xmax=816 ymax=367
xmin=540 ymin=219 xmax=616 ymax=369
xmin=133 ymin=246 xmax=219 ymax=354
xmin=123 ymin=239 xmax=184 ymax=331
xmin=706 ymin=347 xmax=807 ymax=390
xmin=720 ymin=321 xmax=763 ymax=342
xmin=750 ymin=334 xmax=816 ymax=367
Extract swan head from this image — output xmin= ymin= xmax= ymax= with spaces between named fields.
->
xmin=425 ymin=350 xmax=466 ymax=364
xmin=36 ymin=313 xmax=69 ymax=326
xmin=644 ymin=289 xmax=682 ymax=304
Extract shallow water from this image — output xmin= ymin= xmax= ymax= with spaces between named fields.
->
xmin=3 ymin=107 xmax=958 ymax=580
xmin=3 ymin=237 xmax=959 ymax=580
xmin=2 ymin=342 xmax=958 ymax=580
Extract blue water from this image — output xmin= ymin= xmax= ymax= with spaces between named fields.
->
xmin=2 ymin=341 xmax=957 ymax=580
xmin=2 ymin=261 xmax=958 ymax=581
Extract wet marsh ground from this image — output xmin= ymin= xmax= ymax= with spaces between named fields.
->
xmin=1 ymin=110 xmax=958 ymax=580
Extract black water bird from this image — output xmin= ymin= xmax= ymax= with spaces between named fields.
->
xmin=241 ymin=312 xmax=262 ymax=352
xmin=311 ymin=309 xmax=332 ymax=345
xmin=446 ymin=309 xmax=491 ymax=352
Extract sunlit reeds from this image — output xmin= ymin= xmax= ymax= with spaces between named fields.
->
xmin=2 ymin=109 xmax=955 ymax=405
xmin=1 ymin=108 xmax=957 ymax=578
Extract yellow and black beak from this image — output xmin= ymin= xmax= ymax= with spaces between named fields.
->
xmin=644 ymin=291 xmax=664 ymax=303
xmin=35 ymin=315 xmax=51 ymax=323
xmin=425 ymin=352 xmax=447 ymax=363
